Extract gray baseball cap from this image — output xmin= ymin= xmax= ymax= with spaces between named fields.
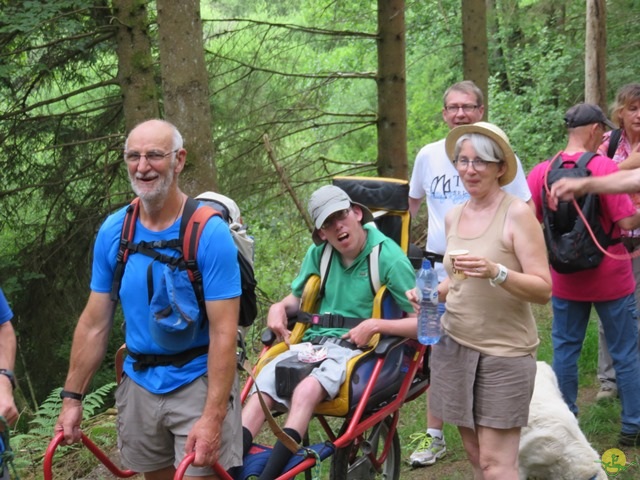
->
xmin=308 ymin=185 xmax=374 ymax=244
xmin=564 ymin=103 xmax=616 ymax=129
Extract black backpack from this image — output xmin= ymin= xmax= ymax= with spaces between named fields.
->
xmin=541 ymin=152 xmax=616 ymax=274
xmin=111 ymin=196 xmax=258 ymax=328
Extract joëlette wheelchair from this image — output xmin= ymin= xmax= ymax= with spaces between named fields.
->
xmin=43 ymin=176 xmax=430 ymax=480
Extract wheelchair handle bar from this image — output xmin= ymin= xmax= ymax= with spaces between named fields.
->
xmin=45 ymin=432 xmax=231 ymax=480
xmin=175 ymin=452 xmax=231 ymax=479
xmin=44 ymin=431 xmax=137 ymax=479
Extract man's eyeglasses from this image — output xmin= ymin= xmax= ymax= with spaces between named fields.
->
xmin=124 ymin=149 xmax=179 ymax=163
xmin=444 ymin=104 xmax=479 ymax=114
xmin=320 ymin=208 xmax=351 ymax=230
xmin=454 ymin=157 xmax=502 ymax=171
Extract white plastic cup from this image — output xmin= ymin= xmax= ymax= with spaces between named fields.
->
xmin=449 ymin=249 xmax=470 ymax=280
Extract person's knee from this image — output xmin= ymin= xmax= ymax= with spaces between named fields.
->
xmin=290 ymin=377 xmax=325 ymax=408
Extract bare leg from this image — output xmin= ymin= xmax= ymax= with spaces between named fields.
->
xmin=283 ymin=376 xmax=327 ymax=434
xmin=476 ymin=425 xmax=521 ymax=480
xmin=458 ymin=426 xmax=483 ymax=479
xmin=242 ymin=390 xmax=275 ymax=438
xmin=144 ymin=466 xmax=175 ymax=480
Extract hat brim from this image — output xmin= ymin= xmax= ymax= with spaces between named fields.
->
xmin=445 ymin=123 xmax=517 ymax=186
xmin=311 ymin=202 xmax=374 ymax=245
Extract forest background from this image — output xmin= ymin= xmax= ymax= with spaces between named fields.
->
xmin=0 ymin=0 xmax=638 ymax=452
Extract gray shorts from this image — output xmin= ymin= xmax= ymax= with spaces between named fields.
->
xmin=115 ymin=374 xmax=242 ymax=475
xmin=429 ymin=334 xmax=536 ymax=430
xmin=0 ymin=465 xmax=7 ymax=480
xmin=251 ymin=343 xmax=362 ymax=407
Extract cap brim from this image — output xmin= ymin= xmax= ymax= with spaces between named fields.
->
xmin=311 ymin=201 xmax=375 ymax=245
xmin=603 ymin=119 xmax=617 ymax=130
xmin=445 ymin=123 xmax=517 ymax=186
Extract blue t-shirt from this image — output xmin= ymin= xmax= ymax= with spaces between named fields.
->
xmin=0 ymin=288 xmax=13 ymax=325
xmin=91 ymin=203 xmax=241 ymax=394
xmin=0 ymin=288 xmax=12 ymax=463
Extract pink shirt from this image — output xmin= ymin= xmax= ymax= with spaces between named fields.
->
xmin=598 ymin=130 xmax=640 ymax=237
xmin=527 ymin=152 xmax=635 ymax=301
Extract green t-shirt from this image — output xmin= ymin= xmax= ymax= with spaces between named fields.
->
xmin=291 ymin=224 xmax=415 ymax=341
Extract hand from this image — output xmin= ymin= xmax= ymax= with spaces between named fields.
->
xmin=185 ymin=415 xmax=221 ymax=467
xmin=405 ymin=288 xmax=420 ymax=314
xmin=54 ymin=399 xmax=84 ymax=445
xmin=548 ymin=177 xmax=587 ymax=210
xmin=452 ymin=254 xmax=495 ymax=280
xmin=619 ymin=147 xmax=640 ymax=170
xmin=266 ymin=302 xmax=291 ymax=345
xmin=342 ymin=319 xmax=377 ymax=347
xmin=0 ymin=381 xmax=18 ymax=428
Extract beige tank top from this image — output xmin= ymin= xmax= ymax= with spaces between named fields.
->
xmin=442 ymin=194 xmax=539 ymax=357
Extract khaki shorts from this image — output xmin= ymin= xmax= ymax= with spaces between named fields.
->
xmin=251 ymin=343 xmax=362 ymax=407
xmin=429 ymin=334 xmax=536 ymax=430
xmin=115 ymin=374 xmax=242 ymax=475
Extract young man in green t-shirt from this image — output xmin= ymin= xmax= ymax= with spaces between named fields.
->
xmin=241 ymin=185 xmax=416 ymax=479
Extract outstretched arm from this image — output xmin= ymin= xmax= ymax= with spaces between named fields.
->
xmin=55 ymin=292 xmax=115 ymax=444
xmin=551 ymin=168 xmax=640 ymax=202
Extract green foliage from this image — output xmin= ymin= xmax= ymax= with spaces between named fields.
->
xmin=9 ymin=383 xmax=116 ymax=476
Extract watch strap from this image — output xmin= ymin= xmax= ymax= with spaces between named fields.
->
xmin=490 ymin=264 xmax=508 ymax=287
xmin=0 ymin=368 xmax=15 ymax=389
xmin=60 ymin=389 xmax=85 ymax=401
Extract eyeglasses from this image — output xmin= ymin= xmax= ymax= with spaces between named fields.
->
xmin=444 ymin=104 xmax=479 ymax=114
xmin=124 ymin=149 xmax=179 ymax=163
xmin=454 ymin=157 xmax=502 ymax=171
xmin=320 ymin=208 xmax=350 ymax=230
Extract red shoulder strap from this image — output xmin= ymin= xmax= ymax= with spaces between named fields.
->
xmin=110 ymin=198 xmax=141 ymax=301
xmin=121 ymin=198 xmax=140 ymax=263
xmin=182 ymin=201 xmax=222 ymax=282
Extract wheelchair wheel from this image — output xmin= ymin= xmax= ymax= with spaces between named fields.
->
xmin=329 ymin=416 xmax=400 ymax=480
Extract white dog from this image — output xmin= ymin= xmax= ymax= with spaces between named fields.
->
xmin=518 ymin=361 xmax=607 ymax=479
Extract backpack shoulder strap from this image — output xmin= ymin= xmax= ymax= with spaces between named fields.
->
xmin=110 ymin=198 xmax=141 ymax=301
xmin=319 ymin=242 xmax=334 ymax=298
xmin=576 ymin=152 xmax=597 ymax=168
xmin=368 ymin=243 xmax=381 ymax=295
xmin=181 ymin=197 xmax=222 ymax=281
xmin=607 ymin=129 xmax=622 ymax=159
xmin=180 ymin=197 xmax=223 ymax=322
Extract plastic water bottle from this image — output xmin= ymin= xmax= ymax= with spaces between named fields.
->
xmin=416 ymin=259 xmax=441 ymax=345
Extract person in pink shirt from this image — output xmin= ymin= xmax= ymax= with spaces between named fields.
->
xmin=595 ymin=84 xmax=640 ymax=401
xmin=527 ymin=103 xmax=640 ymax=447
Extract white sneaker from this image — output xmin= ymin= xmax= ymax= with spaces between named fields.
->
xmin=408 ymin=432 xmax=446 ymax=467
xmin=596 ymin=385 xmax=618 ymax=402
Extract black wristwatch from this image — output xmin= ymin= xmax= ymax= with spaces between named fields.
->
xmin=60 ymin=389 xmax=85 ymax=401
xmin=0 ymin=368 xmax=16 ymax=390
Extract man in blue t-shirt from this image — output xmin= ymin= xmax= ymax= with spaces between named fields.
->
xmin=240 ymin=185 xmax=416 ymax=479
xmin=55 ymin=120 xmax=242 ymax=479
xmin=0 ymin=287 xmax=18 ymax=480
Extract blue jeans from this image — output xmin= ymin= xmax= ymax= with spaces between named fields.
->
xmin=551 ymin=294 xmax=640 ymax=434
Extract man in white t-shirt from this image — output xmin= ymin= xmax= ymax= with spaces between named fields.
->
xmin=407 ymin=80 xmax=532 ymax=467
